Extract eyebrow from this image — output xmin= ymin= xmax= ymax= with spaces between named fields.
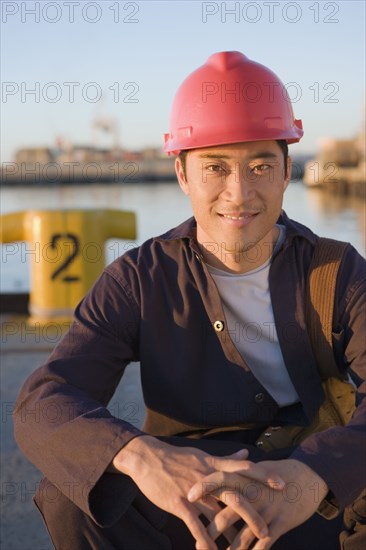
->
xmin=197 ymin=152 xmax=280 ymax=160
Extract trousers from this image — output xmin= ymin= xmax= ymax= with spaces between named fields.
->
xmin=33 ymin=433 xmax=352 ymax=550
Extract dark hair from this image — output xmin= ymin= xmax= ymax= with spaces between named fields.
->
xmin=179 ymin=140 xmax=289 ymax=180
xmin=276 ymin=140 xmax=289 ymax=177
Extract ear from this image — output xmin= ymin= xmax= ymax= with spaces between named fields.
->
xmin=284 ymin=156 xmax=292 ymax=191
xmin=175 ymin=157 xmax=190 ymax=196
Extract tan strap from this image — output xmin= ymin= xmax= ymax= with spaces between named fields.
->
xmin=306 ymin=238 xmax=349 ymax=380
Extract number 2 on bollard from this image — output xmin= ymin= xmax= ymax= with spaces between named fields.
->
xmin=50 ymin=233 xmax=80 ymax=283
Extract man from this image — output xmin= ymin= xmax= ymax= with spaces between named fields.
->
xmin=14 ymin=52 xmax=365 ymax=549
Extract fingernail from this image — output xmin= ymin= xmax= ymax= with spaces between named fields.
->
xmin=236 ymin=449 xmax=248 ymax=457
xmin=187 ymin=489 xmax=195 ymax=502
xmin=273 ymin=476 xmax=285 ymax=488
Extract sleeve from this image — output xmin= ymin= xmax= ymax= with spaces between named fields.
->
xmin=13 ymin=266 xmax=146 ymax=527
xmin=291 ymin=247 xmax=366 ymax=516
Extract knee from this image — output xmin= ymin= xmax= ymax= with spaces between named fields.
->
xmin=34 ymin=478 xmax=100 ymax=550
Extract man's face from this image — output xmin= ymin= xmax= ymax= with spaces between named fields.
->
xmin=175 ymin=140 xmax=291 ymax=273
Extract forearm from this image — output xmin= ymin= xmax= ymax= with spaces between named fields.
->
xmin=14 ymin=272 xmax=142 ymax=518
xmin=290 ymin=383 xmax=366 ymax=511
xmin=14 ymin=372 xmax=143 ymax=509
xmin=291 ymin=425 xmax=366 ymax=513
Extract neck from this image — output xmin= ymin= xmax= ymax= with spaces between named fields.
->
xmin=201 ymin=226 xmax=280 ymax=274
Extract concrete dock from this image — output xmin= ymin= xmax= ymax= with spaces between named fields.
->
xmin=0 ymin=314 xmax=145 ymax=549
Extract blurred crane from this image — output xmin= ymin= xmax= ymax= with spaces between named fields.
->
xmin=92 ymin=115 xmax=121 ymax=156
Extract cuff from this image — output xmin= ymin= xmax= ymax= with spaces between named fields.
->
xmin=89 ymin=472 xmax=139 ymax=527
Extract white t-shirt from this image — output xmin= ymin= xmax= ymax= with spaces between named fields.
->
xmin=207 ymin=225 xmax=300 ymax=407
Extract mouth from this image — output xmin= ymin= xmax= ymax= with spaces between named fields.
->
xmin=217 ymin=211 xmax=259 ymax=227
xmin=221 ymin=213 xmax=257 ymax=220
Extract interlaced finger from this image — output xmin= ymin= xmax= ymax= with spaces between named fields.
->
xmin=180 ymin=500 xmax=217 ymax=550
xmin=229 ymin=506 xmax=274 ymax=549
xmin=214 ymin=489 xmax=268 ymax=540
xmin=196 ymin=496 xmax=239 ymax=544
xmin=251 ymin=515 xmax=286 ymax=550
xmin=207 ymin=505 xmax=242 ymax=541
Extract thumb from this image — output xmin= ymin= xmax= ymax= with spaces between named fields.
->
xmin=228 ymin=448 xmax=249 ymax=459
xmin=208 ymin=448 xmax=248 ymax=469
xmin=213 ymin=454 xmax=286 ymax=490
xmin=206 ymin=448 xmax=248 ymax=473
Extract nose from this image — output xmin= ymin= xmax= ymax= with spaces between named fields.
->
xmin=221 ymin=164 xmax=256 ymax=203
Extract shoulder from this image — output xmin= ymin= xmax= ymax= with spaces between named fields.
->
xmin=273 ymin=212 xmax=365 ymax=297
xmin=279 ymin=211 xmax=366 ymax=306
xmin=104 ymin=217 xmax=196 ymax=281
xmin=280 ymin=211 xmax=365 ymax=265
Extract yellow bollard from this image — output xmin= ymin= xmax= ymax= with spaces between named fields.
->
xmin=0 ymin=209 xmax=136 ymax=323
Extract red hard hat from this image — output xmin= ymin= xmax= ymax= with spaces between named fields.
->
xmin=163 ymin=51 xmax=303 ymax=155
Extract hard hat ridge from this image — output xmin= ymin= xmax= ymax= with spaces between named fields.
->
xmin=206 ymin=51 xmax=248 ymax=71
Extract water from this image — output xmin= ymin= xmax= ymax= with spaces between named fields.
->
xmin=1 ymin=182 xmax=365 ymax=292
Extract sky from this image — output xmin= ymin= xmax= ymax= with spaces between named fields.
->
xmin=1 ymin=0 xmax=365 ymax=161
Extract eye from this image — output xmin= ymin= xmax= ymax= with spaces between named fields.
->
xmin=204 ymin=163 xmax=228 ymax=175
xmin=251 ymin=164 xmax=272 ymax=175
xmin=206 ymin=164 xmax=223 ymax=172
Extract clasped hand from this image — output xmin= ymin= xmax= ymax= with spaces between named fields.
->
xmin=187 ymin=458 xmax=329 ymax=550
xmin=113 ymin=436 xmax=327 ymax=550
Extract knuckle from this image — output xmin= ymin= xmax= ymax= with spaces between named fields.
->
xmin=171 ymin=495 xmax=184 ymax=509
xmin=216 ymin=471 xmax=225 ymax=483
xmin=216 ymin=516 xmax=230 ymax=532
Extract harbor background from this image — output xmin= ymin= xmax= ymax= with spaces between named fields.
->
xmin=1 ymin=181 xmax=365 ymax=294
xmin=2 ymin=1 xmax=365 ymax=163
